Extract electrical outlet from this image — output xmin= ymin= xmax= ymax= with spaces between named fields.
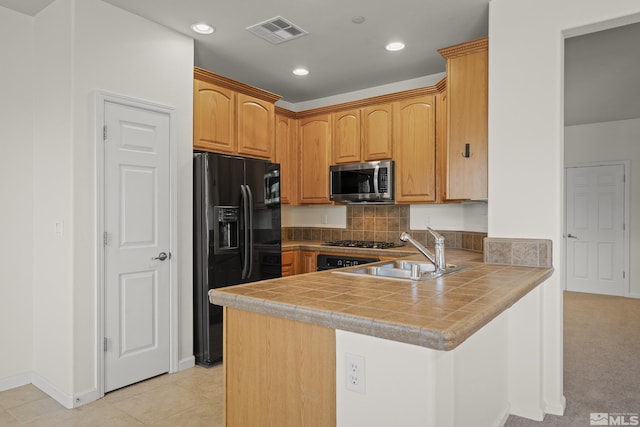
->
xmin=345 ymin=353 xmax=365 ymax=394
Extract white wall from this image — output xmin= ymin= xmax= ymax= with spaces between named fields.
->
xmin=32 ymin=0 xmax=75 ymax=399
xmin=565 ymin=118 xmax=640 ymax=296
xmin=410 ymin=203 xmax=488 ymax=232
xmin=70 ymin=0 xmax=194 ymax=399
xmin=283 ymin=203 xmax=488 ymax=232
xmin=0 ymin=6 xmax=34 ymax=388
xmin=488 ymin=0 xmax=640 ymax=417
xmin=0 ymin=0 xmax=195 ymax=406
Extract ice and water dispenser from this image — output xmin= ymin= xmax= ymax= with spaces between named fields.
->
xmin=213 ymin=206 xmax=239 ymax=252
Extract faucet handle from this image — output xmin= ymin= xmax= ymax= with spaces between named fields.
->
xmin=426 ymin=227 xmax=444 ymax=243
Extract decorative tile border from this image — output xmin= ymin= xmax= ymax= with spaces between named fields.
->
xmin=483 ymin=238 xmax=552 ymax=268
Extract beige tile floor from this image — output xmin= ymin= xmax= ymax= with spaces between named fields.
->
xmin=0 ymin=365 xmax=223 ymax=426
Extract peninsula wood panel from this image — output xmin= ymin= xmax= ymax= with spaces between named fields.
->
xmin=362 ymin=103 xmax=393 ymax=160
xmin=236 ymin=93 xmax=274 ymax=160
xmin=224 ymin=308 xmax=336 ymax=427
xmin=394 ymin=95 xmax=436 ymax=203
xmin=332 ymin=109 xmax=361 ymax=164
xmin=193 ymin=79 xmax=235 ymax=153
xmin=299 ymin=115 xmax=331 ymax=204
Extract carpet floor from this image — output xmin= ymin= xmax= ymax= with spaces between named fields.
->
xmin=505 ymin=291 xmax=640 ymax=426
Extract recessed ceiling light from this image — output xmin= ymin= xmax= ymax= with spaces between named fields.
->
xmin=293 ymin=68 xmax=309 ymax=76
xmin=352 ymin=16 xmax=366 ymax=24
xmin=385 ymin=42 xmax=405 ymax=52
xmin=191 ymin=23 xmax=215 ymax=35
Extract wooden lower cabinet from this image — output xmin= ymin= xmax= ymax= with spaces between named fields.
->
xmin=300 ymin=250 xmax=317 ymax=273
xmin=281 ymin=249 xmax=298 ymax=276
xmin=224 ymin=308 xmax=336 ymax=427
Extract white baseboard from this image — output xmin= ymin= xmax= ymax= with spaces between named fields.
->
xmin=178 ymin=355 xmax=195 ymax=371
xmin=0 ymin=372 xmax=31 ymax=392
xmin=31 ymin=372 xmax=74 ymax=409
xmin=73 ymin=387 xmax=100 ymax=408
xmin=627 ymin=293 xmax=640 ymax=299
xmin=509 ymin=404 xmax=545 ymax=421
xmin=544 ymin=395 xmax=567 ymax=416
xmin=493 ymin=404 xmax=511 ymax=427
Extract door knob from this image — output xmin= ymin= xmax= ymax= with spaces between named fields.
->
xmin=152 ymin=252 xmax=170 ymax=261
xmin=567 ymin=234 xmax=578 ymax=239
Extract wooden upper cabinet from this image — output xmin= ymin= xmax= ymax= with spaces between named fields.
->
xmin=299 ymin=114 xmax=331 ymax=204
xmin=193 ymin=79 xmax=235 ymax=153
xmin=275 ymin=110 xmax=298 ymax=205
xmin=236 ymin=93 xmax=274 ymax=160
xmin=362 ymin=103 xmax=393 ymax=161
xmin=193 ymin=67 xmax=280 ymax=161
xmin=439 ymin=37 xmax=488 ymax=200
xmin=332 ymin=109 xmax=361 ymax=164
xmin=394 ymin=95 xmax=437 ymax=203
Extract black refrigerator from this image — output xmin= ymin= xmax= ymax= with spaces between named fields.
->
xmin=193 ymin=152 xmax=281 ymax=366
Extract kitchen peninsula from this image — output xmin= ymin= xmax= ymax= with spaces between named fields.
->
xmin=210 ymin=244 xmax=553 ymax=427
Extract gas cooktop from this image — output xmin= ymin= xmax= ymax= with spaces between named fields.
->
xmin=322 ymin=240 xmax=404 ymax=249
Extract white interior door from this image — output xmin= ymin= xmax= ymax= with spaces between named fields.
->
xmin=103 ymin=100 xmax=171 ymax=392
xmin=565 ymin=164 xmax=627 ymax=296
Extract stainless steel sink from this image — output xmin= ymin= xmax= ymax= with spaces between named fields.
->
xmin=336 ymin=260 xmax=466 ymax=281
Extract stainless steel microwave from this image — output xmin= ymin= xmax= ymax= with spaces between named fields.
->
xmin=330 ymin=160 xmax=394 ymax=203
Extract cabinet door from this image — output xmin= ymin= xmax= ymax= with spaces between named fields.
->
xmin=300 ymin=250 xmax=317 ymax=273
xmin=299 ymin=115 xmax=331 ymax=204
xmin=281 ymin=250 xmax=298 ymax=276
xmin=236 ymin=93 xmax=274 ymax=160
xmin=275 ymin=113 xmax=298 ymax=205
xmin=332 ymin=109 xmax=361 ymax=164
xmin=394 ymin=96 xmax=436 ymax=203
xmin=446 ymin=47 xmax=488 ymax=200
xmin=193 ymin=79 xmax=235 ymax=153
xmin=362 ymin=103 xmax=393 ymax=160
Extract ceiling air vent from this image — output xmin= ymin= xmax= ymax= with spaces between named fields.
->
xmin=246 ymin=16 xmax=308 ymax=45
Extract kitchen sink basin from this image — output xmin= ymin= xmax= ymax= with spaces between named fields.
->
xmin=336 ymin=260 xmax=466 ymax=281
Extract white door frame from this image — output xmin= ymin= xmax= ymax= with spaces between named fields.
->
xmin=564 ymin=160 xmax=630 ymax=296
xmin=95 ymin=91 xmax=179 ymax=398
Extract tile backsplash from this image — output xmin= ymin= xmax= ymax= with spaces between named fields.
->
xmin=282 ymin=205 xmax=486 ymax=253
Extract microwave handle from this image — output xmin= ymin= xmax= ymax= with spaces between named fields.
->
xmin=373 ymin=165 xmax=380 ymax=194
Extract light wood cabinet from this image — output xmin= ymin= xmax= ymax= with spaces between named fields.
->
xmin=439 ymin=37 xmax=488 ymax=200
xmin=224 ymin=308 xmax=335 ymax=427
xmin=193 ymin=79 xmax=235 ymax=154
xmin=193 ymin=67 xmax=279 ymax=160
xmin=275 ymin=110 xmax=298 ymax=205
xmin=236 ymin=93 xmax=274 ymax=159
xmin=332 ymin=109 xmax=361 ymax=164
xmin=281 ymin=249 xmax=298 ymax=276
xmin=394 ymin=95 xmax=437 ymax=203
xmin=300 ymin=250 xmax=317 ymax=273
xmin=299 ymin=115 xmax=331 ymax=204
xmin=331 ymin=104 xmax=393 ymax=164
xmin=362 ymin=103 xmax=394 ymax=160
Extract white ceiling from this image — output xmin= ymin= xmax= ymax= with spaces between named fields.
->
xmin=2 ymin=0 xmax=639 ymax=125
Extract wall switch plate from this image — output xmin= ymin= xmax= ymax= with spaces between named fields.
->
xmin=345 ymin=353 xmax=365 ymax=394
xmin=54 ymin=221 xmax=64 ymax=237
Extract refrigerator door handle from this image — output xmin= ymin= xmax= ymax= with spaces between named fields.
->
xmin=245 ymin=184 xmax=254 ymax=279
xmin=240 ymin=185 xmax=250 ymax=279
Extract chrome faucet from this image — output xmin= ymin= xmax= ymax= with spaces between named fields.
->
xmin=400 ymin=228 xmax=446 ymax=274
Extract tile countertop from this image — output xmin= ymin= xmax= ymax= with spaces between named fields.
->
xmin=209 ymin=249 xmax=553 ymax=351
